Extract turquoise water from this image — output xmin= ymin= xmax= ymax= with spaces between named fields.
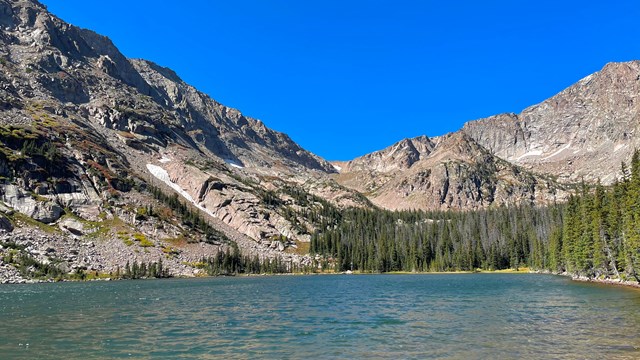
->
xmin=1 ymin=274 xmax=639 ymax=359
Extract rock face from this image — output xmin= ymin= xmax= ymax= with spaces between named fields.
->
xmin=130 ymin=59 xmax=335 ymax=174
xmin=2 ymin=185 xmax=63 ymax=223
xmin=334 ymin=133 xmax=568 ymax=210
xmin=462 ymin=61 xmax=640 ymax=185
xmin=335 ymin=61 xmax=640 ymax=210
xmin=0 ymin=0 xmax=358 ymax=279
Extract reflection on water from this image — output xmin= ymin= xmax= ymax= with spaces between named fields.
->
xmin=1 ymin=274 xmax=640 ymax=359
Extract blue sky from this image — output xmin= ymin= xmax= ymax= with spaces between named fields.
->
xmin=42 ymin=1 xmax=640 ymax=160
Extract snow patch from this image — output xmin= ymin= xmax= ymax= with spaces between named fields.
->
xmin=159 ymin=156 xmax=171 ymax=163
xmin=332 ymin=164 xmax=342 ymax=172
xmin=224 ymin=159 xmax=244 ymax=169
xmin=146 ymin=164 xmax=195 ymax=203
xmin=515 ymin=150 xmax=543 ymax=161
xmin=146 ymin=164 xmax=217 ymax=218
xmin=541 ymin=143 xmax=571 ymax=160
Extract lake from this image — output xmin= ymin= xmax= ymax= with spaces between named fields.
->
xmin=0 ymin=274 xmax=639 ymax=359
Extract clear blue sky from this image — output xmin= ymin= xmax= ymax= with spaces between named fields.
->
xmin=41 ymin=0 xmax=640 ymax=160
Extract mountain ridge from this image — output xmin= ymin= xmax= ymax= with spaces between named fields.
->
xmin=334 ymin=60 xmax=640 ymax=210
xmin=0 ymin=0 xmax=364 ymax=282
xmin=462 ymin=60 xmax=640 ymax=184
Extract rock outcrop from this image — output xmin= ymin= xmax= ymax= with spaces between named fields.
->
xmin=336 ymin=61 xmax=640 ymax=210
xmin=462 ymin=61 xmax=640 ymax=184
xmin=0 ymin=0 xmax=351 ymax=279
xmin=2 ymin=185 xmax=63 ymax=223
xmin=335 ymin=133 xmax=568 ymax=210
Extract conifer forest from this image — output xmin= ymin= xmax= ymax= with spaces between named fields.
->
xmin=309 ymin=151 xmax=640 ymax=280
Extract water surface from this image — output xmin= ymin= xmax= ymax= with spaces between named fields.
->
xmin=1 ymin=274 xmax=639 ymax=359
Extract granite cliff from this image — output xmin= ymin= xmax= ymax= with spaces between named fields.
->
xmin=463 ymin=61 xmax=640 ymax=185
xmin=0 ymin=0 xmax=364 ymax=281
xmin=335 ymin=61 xmax=640 ymax=210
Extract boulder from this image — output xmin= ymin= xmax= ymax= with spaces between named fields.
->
xmin=58 ymin=218 xmax=85 ymax=236
xmin=2 ymin=185 xmax=64 ymax=224
xmin=0 ymin=214 xmax=13 ymax=232
xmin=30 ymin=202 xmax=64 ymax=224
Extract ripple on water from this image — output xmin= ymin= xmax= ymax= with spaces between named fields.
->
xmin=0 ymin=274 xmax=640 ymax=359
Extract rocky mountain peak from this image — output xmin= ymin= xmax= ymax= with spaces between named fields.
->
xmin=463 ymin=60 xmax=640 ymax=184
xmin=334 ymin=129 xmax=567 ymax=211
xmin=0 ymin=0 xmax=335 ymax=175
xmin=334 ymin=60 xmax=640 ymax=211
xmin=0 ymin=0 xmax=363 ymax=280
xmin=337 ymin=134 xmax=435 ymax=174
xmin=5 ymin=6 xmax=152 ymax=104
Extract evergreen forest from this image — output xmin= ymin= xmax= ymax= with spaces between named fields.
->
xmin=309 ymin=150 xmax=640 ymax=281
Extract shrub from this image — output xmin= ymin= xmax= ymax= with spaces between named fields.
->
xmin=134 ymin=233 xmax=154 ymax=247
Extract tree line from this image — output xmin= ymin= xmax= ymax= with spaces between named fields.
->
xmin=147 ymin=184 xmax=230 ymax=245
xmin=308 ymin=150 xmax=640 ymax=282
xmin=310 ymin=203 xmax=562 ymax=273
xmin=118 ymin=259 xmax=170 ymax=279
xmin=555 ymin=151 xmax=640 ymax=281
xmin=199 ymin=244 xmax=297 ymax=275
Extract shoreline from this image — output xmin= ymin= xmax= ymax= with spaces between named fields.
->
xmin=5 ymin=267 xmax=640 ymax=291
xmin=0 ymin=267 xmax=535 ymax=284
xmin=567 ymin=274 xmax=640 ymax=290
xmin=532 ymin=269 xmax=640 ymax=290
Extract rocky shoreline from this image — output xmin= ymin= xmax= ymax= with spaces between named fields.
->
xmin=532 ymin=269 xmax=640 ymax=290
xmin=569 ymin=274 xmax=640 ymax=289
xmin=0 ymin=259 xmax=30 ymax=284
xmin=6 ymin=264 xmax=640 ymax=288
xmin=0 ymin=227 xmax=217 ymax=284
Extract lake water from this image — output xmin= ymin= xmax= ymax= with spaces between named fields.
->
xmin=1 ymin=274 xmax=639 ymax=359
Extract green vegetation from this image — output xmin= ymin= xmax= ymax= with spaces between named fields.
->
xmin=310 ymin=203 xmax=560 ymax=273
xmin=199 ymin=243 xmax=307 ymax=275
xmin=0 ymin=123 xmax=70 ymax=183
xmin=286 ymin=239 xmax=311 ymax=256
xmin=161 ymin=245 xmax=180 ymax=257
xmin=307 ymin=150 xmax=640 ymax=282
xmin=259 ymin=183 xmax=342 ymax=236
xmin=120 ymin=259 xmax=169 ymax=279
xmin=133 ymin=233 xmax=154 ymax=247
xmin=147 ymin=184 xmax=230 ymax=244
xmin=556 ymin=151 xmax=640 ymax=280
xmin=9 ymin=211 xmax=60 ymax=234
xmin=20 ymin=139 xmax=61 ymax=162
xmin=86 ymin=217 xmax=129 ymax=240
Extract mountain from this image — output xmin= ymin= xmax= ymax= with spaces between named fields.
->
xmin=334 ymin=61 xmax=640 ymax=210
xmin=0 ymin=0 xmax=638 ymax=282
xmin=462 ymin=61 xmax=640 ymax=185
xmin=334 ymin=132 xmax=568 ymax=211
xmin=0 ymin=0 xmax=367 ymax=282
